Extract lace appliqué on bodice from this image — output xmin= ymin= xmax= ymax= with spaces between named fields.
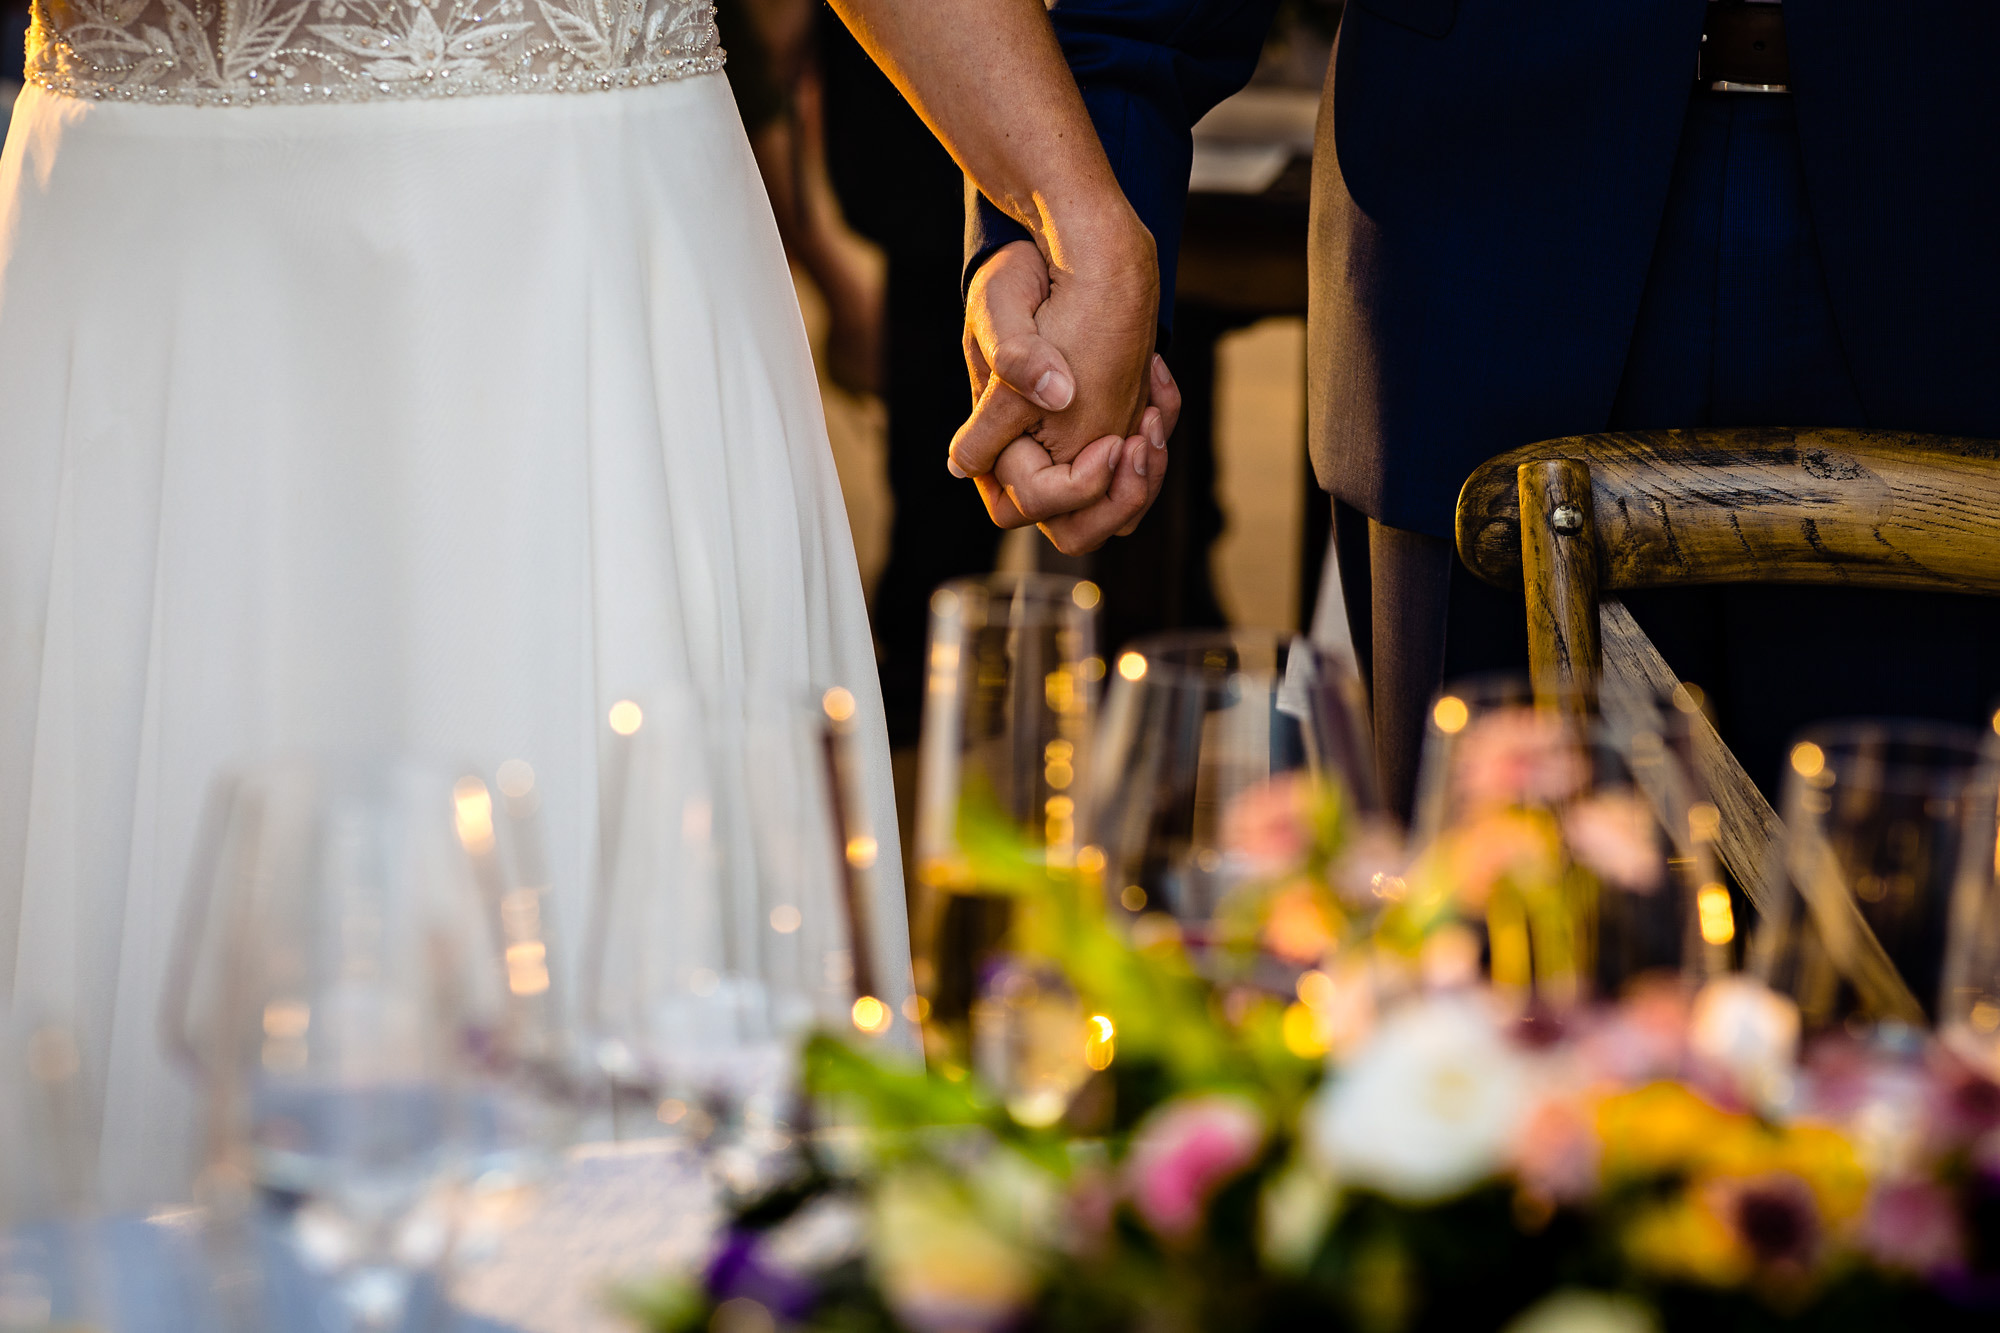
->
xmin=25 ymin=0 xmax=722 ymax=105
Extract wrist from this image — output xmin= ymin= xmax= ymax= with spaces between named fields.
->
xmin=1039 ymin=194 xmax=1155 ymax=288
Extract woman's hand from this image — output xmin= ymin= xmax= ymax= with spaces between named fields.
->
xmin=971 ymin=348 xmax=1183 ymax=555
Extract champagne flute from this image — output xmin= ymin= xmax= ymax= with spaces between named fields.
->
xmin=913 ymin=574 xmax=1101 ymax=1064
xmin=1755 ymin=720 xmax=1985 ymax=1041
xmin=164 ymin=757 xmax=525 ymax=1333
xmin=1087 ymin=630 xmax=1378 ymax=931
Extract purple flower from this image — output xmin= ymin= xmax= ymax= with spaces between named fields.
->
xmin=1929 ymin=1051 xmax=2000 ymax=1149
xmin=1860 ymin=1182 xmax=1965 ymax=1277
xmin=1710 ymin=1173 xmax=1823 ymax=1273
xmin=706 ymin=1228 xmax=816 ymax=1320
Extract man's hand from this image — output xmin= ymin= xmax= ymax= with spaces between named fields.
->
xmin=952 ymin=233 xmax=1158 ymax=479
xmin=953 ymin=238 xmax=1176 ymax=554
xmin=824 ymin=0 xmax=1166 ymax=550
xmin=971 ymin=350 xmax=1182 ymax=553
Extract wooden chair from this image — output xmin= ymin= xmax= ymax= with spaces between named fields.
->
xmin=1454 ymin=427 xmax=2000 ymax=911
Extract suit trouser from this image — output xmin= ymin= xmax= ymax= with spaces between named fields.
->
xmin=1336 ymin=90 xmax=2000 ymax=820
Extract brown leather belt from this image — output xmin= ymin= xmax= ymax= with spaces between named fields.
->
xmin=1698 ymin=0 xmax=1790 ymax=93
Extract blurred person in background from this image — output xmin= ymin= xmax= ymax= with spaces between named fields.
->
xmin=713 ymin=0 xmax=884 ymax=397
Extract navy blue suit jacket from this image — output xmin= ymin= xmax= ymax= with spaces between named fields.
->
xmin=972 ymin=0 xmax=2000 ymax=539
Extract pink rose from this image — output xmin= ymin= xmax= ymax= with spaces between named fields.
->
xmin=1562 ymin=792 xmax=1664 ymax=892
xmin=1221 ymin=774 xmax=1315 ymax=872
xmin=1124 ymin=1094 xmax=1266 ymax=1241
xmin=1512 ymin=1095 xmax=1601 ymax=1203
xmin=1577 ymin=980 xmax=1693 ymax=1087
xmin=1453 ymin=708 xmax=1586 ymax=813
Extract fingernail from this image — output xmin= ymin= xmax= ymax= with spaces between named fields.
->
xmin=1034 ymin=370 xmax=1074 ymax=412
xmin=948 ymin=456 xmax=967 ymax=479
xmin=1152 ymin=354 xmax=1168 ymax=385
xmin=1134 ymin=450 xmax=1148 ymax=478
xmin=1107 ymin=441 xmax=1119 ymax=476
xmin=1145 ymin=409 xmax=1165 ymax=449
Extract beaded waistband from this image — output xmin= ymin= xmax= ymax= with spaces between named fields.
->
xmin=25 ymin=0 xmax=723 ymax=106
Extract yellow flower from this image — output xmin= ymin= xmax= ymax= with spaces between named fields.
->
xmin=1623 ymin=1192 xmax=1750 ymax=1288
xmin=1608 ymin=1103 xmax=1869 ymax=1292
xmin=1772 ymin=1122 xmax=1869 ymax=1227
xmin=1595 ymin=1083 xmax=1740 ymax=1180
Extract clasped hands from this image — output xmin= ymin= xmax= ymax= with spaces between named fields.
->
xmin=949 ymin=232 xmax=1182 ymax=555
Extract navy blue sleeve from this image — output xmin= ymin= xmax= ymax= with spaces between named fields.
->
xmin=964 ymin=0 xmax=1280 ymax=341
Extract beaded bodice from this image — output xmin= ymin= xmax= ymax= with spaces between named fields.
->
xmin=25 ymin=0 xmax=722 ymax=105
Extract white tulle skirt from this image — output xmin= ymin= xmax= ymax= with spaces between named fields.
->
xmin=0 ymin=75 xmax=910 ymax=1210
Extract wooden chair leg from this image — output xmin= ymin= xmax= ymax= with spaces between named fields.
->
xmin=1517 ymin=458 xmax=1602 ymax=716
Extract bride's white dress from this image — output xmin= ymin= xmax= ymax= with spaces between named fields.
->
xmin=0 ymin=0 xmax=911 ymax=1208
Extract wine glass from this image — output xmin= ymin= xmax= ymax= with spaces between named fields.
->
xmin=1413 ymin=674 xmax=1546 ymax=843
xmin=912 ymin=574 xmax=1101 ymax=1063
xmin=1941 ymin=718 xmax=2000 ymax=1079
xmin=588 ymin=686 xmax=764 ymax=1143
xmin=586 ymin=686 xmax=864 ymax=1184
xmin=164 ymin=756 xmax=530 ymax=1333
xmin=1086 ymin=630 xmax=1378 ymax=930
xmin=1754 ymin=720 xmax=1986 ymax=1042
xmin=970 ymin=958 xmax=1093 ymax=1129
xmin=0 ymin=1014 xmax=108 ymax=1332
xmin=1405 ymin=684 xmax=1722 ymax=1009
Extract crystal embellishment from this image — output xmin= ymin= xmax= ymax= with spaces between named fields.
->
xmin=25 ymin=0 xmax=723 ymax=106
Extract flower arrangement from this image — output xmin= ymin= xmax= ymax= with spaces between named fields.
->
xmin=628 ymin=708 xmax=2000 ymax=1333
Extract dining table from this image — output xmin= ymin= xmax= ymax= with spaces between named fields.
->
xmin=59 ymin=1137 xmax=718 ymax=1333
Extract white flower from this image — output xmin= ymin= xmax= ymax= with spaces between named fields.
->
xmin=763 ymin=1195 xmax=865 ymax=1274
xmin=1258 ymin=1156 xmax=1337 ymax=1273
xmin=870 ymin=1169 xmax=1037 ymax=1333
xmin=1689 ymin=976 xmax=1800 ymax=1106
xmin=1503 ymin=1290 xmax=1659 ymax=1333
xmin=1306 ymin=996 xmax=1530 ymax=1203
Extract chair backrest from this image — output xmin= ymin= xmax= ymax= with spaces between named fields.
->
xmin=1457 ymin=426 xmax=2000 ymax=596
xmin=1450 ymin=427 xmax=2000 ymax=916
